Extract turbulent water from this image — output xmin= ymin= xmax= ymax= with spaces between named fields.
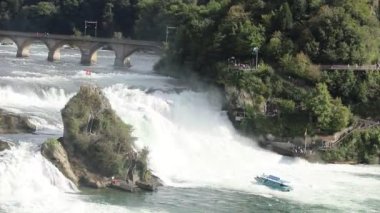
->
xmin=0 ymin=44 xmax=379 ymax=213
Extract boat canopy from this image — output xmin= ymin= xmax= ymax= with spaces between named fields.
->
xmin=267 ymin=175 xmax=280 ymax=181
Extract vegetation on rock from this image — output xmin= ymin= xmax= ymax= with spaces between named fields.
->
xmin=61 ymin=85 xmax=137 ymax=177
xmin=57 ymin=84 xmax=159 ymax=190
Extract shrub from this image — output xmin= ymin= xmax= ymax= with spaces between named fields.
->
xmin=280 ymin=52 xmax=321 ymax=82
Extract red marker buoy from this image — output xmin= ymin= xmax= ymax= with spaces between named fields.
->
xmin=85 ymin=69 xmax=91 ymax=76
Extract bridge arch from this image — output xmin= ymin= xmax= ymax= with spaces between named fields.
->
xmin=120 ymin=46 xmax=162 ymax=67
xmin=16 ymin=38 xmax=51 ymax=58
xmin=0 ymin=36 xmax=18 ymax=46
xmin=85 ymin=43 xmax=117 ymax=66
xmin=115 ymin=47 xmax=148 ymax=67
xmin=82 ymin=43 xmax=132 ymax=67
xmin=48 ymin=41 xmax=83 ymax=62
xmin=0 ymin=36 xmax=18 ymax=56
xmin=92 ymin=44 xmax=162 ymax=67
xmin=0 ymin=30 xmax=163 ymax=67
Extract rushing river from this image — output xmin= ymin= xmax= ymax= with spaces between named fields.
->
xmin=0 ymin=44 xmax=379 ymax=213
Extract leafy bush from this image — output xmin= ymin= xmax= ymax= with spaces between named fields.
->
xmin=273 ymin=98 xmax=296 ymax=114
xmin=44 ymin=138 xmax=59 ymax=150
xmin=280 ymin=52 xmax=321 ymax=82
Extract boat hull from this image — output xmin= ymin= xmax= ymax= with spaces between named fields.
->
xmin=255 ymin=176 xmax=292 ymax=192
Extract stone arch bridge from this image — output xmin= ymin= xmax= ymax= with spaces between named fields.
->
xmin=0 ymin=30 xmax=163 ymax=67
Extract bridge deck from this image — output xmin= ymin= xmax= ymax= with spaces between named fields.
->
xmin=0 ymin=30 xmax=162 ymax=48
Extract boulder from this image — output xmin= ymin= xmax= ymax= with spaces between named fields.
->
xmin=41 ymin=138 xmax=79 ymax=185
xmin=52 ymin=84 xmax=158 ymax=190
xmin=269 ymin=142 xmax=296 ymax=157
xmin=136 ymin=180 xmax=157 ymax=191
xmin=78 ymin=171 xmax=111 ymax=188
xmin=224 ymin=86 xmax=266 ymax=126
xmin=0 ymin=139 xmax=11 ymax=152
xmin=110 ymin=179 xmax=140 ymax=192
xmin=0 ymin=109 xmax=36 ymax=134
xmin=225 ymin=86 xmax=266 ymax=113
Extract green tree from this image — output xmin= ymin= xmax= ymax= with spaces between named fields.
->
xmin=309 ymin=83 xmax=351 ymax=132
xmin=329 ymin=98 xmax=351 ymax=132
xmin=309 ymin=83 xmax=333 ymax=130
xmin=134 ymin=0 xmax=170 ymax=40
xmin=322 ymin=70 xmax=356 ymax=102
xmin=277 ymin=2 xmax=293 ymax=31
xmin=27 ymin=2 xmax=57 ymax=17
xmin=265 ymin=31 xmax=294 ymax=60
xmin=219 ymin=4 xmax=264 ymax=59
xmin=60 ymin=0 xmax=81 ymax=16
xmin=280 ymin=52 xmax=320 ymax=82
xmin=291 ymin=0 xmax=307 ymax=20
xmin=274 ymin=98 xmax=296 ymax=114
xmin=307 ymin=0 xmax=323 ymax=12
xmin=303 ymin=5 xmax=380 ymax=64
xmin=102 ymin=2 xmax=114 ymax=37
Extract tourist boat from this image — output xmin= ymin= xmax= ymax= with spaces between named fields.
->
xmin=254 ymin=174 xmax=292 ymax=192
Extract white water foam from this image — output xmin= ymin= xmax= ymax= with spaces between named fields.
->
xmin=0 ymin=142 xmax=164 ymax=213
xmin=0 ymin=85 xmax=72 ymax=132
xmin=103 ymin=84 xmax=380 ymax=211
xmin=0 ymin=72 xmax=379 ymax=211
xmin=0 ymin=86 xmax=70 ymax=111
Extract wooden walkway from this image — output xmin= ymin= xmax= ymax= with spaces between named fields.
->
xmin=320 ymin=119 xmax=380 ymax=150
xmin=319 ymin=65 xmax=380 ymax=71
xmin=229 ymin=64 xmax=380 ymax=72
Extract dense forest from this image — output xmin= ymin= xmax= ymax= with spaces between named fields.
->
xmin=0 ymin=0 xmax=139 ymax=37
xmin=1 ymin=0 xmax=380 ymax=163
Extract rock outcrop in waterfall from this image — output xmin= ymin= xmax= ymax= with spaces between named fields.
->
xmin=0 ymin=139 xmax=11 ymax=152
xmin=0 ymin=109 xmax=36 ymax=134
xmin=41 ymin=84 xmax=160 ymax=190
xmin=41 ymin=138 xmax=79 ymax=185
